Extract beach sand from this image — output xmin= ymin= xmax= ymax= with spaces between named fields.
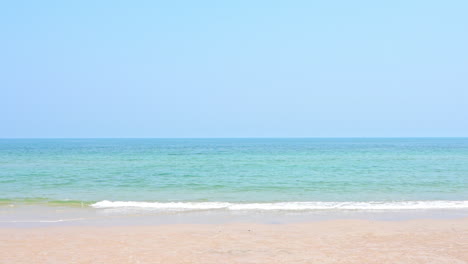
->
xmin=1 ymin=218 xmax=467 ymax=264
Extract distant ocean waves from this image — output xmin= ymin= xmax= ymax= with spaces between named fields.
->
xmin=91 ymin=200 xmax=468 ymax=211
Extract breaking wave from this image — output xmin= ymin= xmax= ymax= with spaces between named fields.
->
xmin=91 ymin=200 xmax=468 ymax=211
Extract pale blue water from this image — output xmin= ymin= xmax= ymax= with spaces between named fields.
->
xmin=0 ymin=138 xmax=467 ymax=210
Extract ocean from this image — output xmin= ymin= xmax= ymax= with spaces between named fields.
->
xmin=1 ymin=138 xmax=467 ymax=213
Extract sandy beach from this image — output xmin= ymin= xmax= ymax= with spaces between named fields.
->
xmin=1 ymin=218 xmax=467 ymax=264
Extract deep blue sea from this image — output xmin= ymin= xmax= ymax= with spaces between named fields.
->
xmin=1 ymin=138 xmax=467 ymax=211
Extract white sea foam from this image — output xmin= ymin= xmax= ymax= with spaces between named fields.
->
xmin=91 ymin=200 xmax=468 ymax=211
xmin=1 ymin=218 xmax=85 ymax=223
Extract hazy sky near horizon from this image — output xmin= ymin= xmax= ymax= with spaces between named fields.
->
xmin=1 ymin=0 xmax=467 ymax=138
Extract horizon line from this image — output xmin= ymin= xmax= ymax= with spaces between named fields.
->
xmin=1 ymin=136 xmax=467 ymax=139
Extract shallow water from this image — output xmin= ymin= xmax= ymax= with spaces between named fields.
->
xmin=1 ymin=138 xmax=467 ymax=213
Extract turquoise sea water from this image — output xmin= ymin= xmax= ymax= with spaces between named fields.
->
xmin=1 ymin=138 xmax=467 ymax=211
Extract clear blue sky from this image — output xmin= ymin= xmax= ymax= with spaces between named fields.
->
xmin=1 ymin=0 xmax=467 ymax=138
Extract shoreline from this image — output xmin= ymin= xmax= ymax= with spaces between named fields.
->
xmin=2 ymin=204 xmax=468 ymax=227
xmin=1 ymin=218 xmax=467 ymax=263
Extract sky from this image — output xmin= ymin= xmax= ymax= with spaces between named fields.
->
xmin=1 ymin=0 xmax=467 ymax=138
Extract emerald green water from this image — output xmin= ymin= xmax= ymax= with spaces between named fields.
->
xmin=0 ymin=138 xmax=467 ymax=209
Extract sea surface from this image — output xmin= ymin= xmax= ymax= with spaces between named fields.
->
xmin=1 ymin=138 xmax=467 ymax=213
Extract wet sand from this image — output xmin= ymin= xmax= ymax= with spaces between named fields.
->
xmin=1 ymin=218 xmax=467 ymax=264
